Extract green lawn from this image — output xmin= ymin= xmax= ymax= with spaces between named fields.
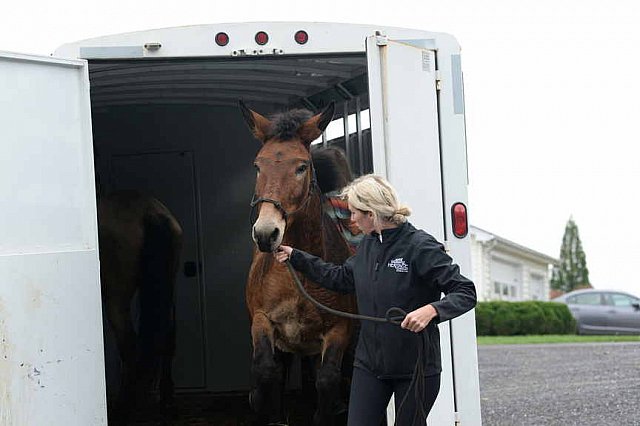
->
xmin=476 ymin=334 xmax=640 ymax=345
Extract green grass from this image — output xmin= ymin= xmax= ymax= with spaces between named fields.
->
xmin=477 ymin=334 xmax=640 ymax=345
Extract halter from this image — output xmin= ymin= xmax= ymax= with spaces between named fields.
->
xmin=249 ymin=163 xmax=319 ymax=223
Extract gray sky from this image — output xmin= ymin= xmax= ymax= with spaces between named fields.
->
xmin=3 ymin=0 xmax=639 ymax=295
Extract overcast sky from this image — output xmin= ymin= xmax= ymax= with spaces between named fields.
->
xmin=2 ymin=0 xmax=639 ymax=296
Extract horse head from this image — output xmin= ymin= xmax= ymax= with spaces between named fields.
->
xmin=240 ymin=101 xmax=335 ymax=253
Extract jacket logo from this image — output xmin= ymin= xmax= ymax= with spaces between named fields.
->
xmin=388 ymin=258 xmax=408 ymax=273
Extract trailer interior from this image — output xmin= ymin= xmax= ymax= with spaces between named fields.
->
xmin=88 ymin=53 xmax=374 ymax=423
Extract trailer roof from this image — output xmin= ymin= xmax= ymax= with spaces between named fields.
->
xmin=88 ymin=54 xmax=368 ymax=111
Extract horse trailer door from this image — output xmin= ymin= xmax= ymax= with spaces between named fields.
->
xmin=365 ymin=36 xmax=455 ymax=425
xmin=0 ymin=52 xmax=106 ymax=425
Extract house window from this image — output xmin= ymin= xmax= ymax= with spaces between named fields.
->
xmin=493 ymin=281 xmax=517 ymax=300
xmin=530 ymin=273 xmax=545 ymax=301
xmin=491 ymin=258 xmax=521 ymax=301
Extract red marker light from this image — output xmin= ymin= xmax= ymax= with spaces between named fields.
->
xmin=451 ymin=202 xmax=468 ymax=238
xmin=215 ymin=32 xmax=229 ymax=46
xmin=294 ymin=30 xmax=309 ymax=45
xmin=255 ymin=31 xmax=269 ymax=45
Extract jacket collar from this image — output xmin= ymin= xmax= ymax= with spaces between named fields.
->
xmin=370 ymin=221 xmax=411 ymax=244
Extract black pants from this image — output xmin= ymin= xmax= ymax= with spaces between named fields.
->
xmin=347 ymin=367 xmax=441 ymax=426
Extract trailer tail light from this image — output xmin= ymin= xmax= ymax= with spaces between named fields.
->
xmin=255 ymin=31 xmax=269 ymax=45
xmin=294 ymin=30 xmax=309 ymax=44
xmin=215 ymin=32 xmax=229 ymax=46
xmin=451 ymin=202 xmax=468 ymax=238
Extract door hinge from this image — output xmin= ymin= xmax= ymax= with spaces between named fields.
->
xmin=374 ymin=31 xmax=388 ymax=46
xmin=454 ymin=411 xmax=461 ymax=425
xmin=436 ymin=70 xmax=442 ymax=91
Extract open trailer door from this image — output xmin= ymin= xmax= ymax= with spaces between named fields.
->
xmin=365 ymin=35 xmax=456 ymax=425
xmin=0 ymin=51 xmax=106 ymax=425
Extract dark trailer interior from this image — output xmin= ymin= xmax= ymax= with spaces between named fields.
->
xmin=88 ymin=53 xmax=374 ymax=424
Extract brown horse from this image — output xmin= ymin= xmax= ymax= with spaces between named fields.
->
xmin=241 ymin=102 xmax=357 ymax=425
xmin=98 ymin=190 xmax=183 ymax=418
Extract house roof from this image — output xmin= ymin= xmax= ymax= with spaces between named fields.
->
xmin=470 ymin=225 xmax=559 ymax=266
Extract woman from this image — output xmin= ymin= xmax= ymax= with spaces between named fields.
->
xmin=274 ymin=174 xmax=476 ymax=426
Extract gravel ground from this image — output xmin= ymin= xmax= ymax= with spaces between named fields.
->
xmin=478 ymin=342 xmax=640 ymax=425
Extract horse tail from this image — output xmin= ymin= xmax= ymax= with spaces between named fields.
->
xmin=138 ymin=212 xmax=182 ymax=372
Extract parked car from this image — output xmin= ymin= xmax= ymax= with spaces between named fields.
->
xmin=552 ymin=289 xmax=640 ymax=335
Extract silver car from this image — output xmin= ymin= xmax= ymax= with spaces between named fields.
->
xmin=552 ymin=289 xmax=640 ymax=335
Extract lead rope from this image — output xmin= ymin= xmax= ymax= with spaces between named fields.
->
xmin=283 ymin=260 xmax=429 ymax=426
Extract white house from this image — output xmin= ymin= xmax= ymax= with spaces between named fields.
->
xmin=469 ymin=226 xmax=558 ymax=302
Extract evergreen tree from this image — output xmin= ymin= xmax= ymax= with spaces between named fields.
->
xmin=551 ymin=217 xmax=591 ymax=292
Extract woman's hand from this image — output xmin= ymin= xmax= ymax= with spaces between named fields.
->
xmin=401 ymin=304 xmax=438 ymax=333
xmin=274 ymin=245 xmax=293 ymax=263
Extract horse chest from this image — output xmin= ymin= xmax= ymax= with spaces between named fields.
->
xmin=269 ymin=298 xmax=323 ymax=353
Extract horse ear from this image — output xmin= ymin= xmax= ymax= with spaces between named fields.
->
xmin=297 ymin=102 xmax=335 ymax=144
xmin=239 ymin=100 xmax=271 ymax=143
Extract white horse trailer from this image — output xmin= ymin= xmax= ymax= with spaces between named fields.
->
xmin=0 ymin=22 xmax=480 ymax=425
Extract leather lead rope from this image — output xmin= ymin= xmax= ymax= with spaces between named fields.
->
xmin=284 ymin=261 xmax=406 ymax=324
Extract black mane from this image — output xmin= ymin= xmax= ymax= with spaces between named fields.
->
xmin=268 ymin=108 xmax=352 ymax=193
xmin=269 ymin=109 xmax=314 ymax=140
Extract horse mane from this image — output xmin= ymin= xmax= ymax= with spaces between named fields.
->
xmin=311 ymin=147 xmax=353 ymax=194
xmin=269 ymin=109 xmax=314 ymax=140
xmin=268 ymin=108 xmax=353 ymax=194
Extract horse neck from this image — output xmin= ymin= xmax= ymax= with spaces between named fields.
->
xmin=285 ymin=192 xmax=325 ymax=256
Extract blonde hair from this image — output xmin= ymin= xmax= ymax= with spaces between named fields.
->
xmin=340 ymin=174 xmax=412 ymax=226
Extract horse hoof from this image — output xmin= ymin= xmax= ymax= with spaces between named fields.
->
xmin=249 ymin=389 xmax=262 ymax=412
xmin=160 ymin=392 xmax=175 ymax=411
xmin=333 ymin=399 xmax=348 ymax=416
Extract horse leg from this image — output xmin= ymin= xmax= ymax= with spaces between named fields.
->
xmin=105 ymin=296 xmax=138 ymax=417
xmin=158 ymin=305 xmax=176 ymax=409
xmin=314 ymin=323 xmax=350 ymax=426
xmin=159 ymin=245 xmax=181 ymax=409
xmin=249 ymin=314 xmax=286 ymax=424
xmin=138 ymin=213 xmax=180 ymax=409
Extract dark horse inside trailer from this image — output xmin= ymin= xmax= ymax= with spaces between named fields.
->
xmin=98 ymin=191 xmax=183 ymax=422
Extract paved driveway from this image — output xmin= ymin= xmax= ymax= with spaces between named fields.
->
xmin=478 ymin=342 xmax=640 ymax=425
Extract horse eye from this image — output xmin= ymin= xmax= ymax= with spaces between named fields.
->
xmin=295 ymin=164 xmax=308 ymax=175
xmin=254 ymin=164 xmax=260 ymax=173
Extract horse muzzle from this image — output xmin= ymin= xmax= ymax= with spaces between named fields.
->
xmin=252 ymin=219 xmax=285 ymax=253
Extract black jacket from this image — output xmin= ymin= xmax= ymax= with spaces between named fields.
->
xmin=290 ymin=221 xmax=477 ymax=378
